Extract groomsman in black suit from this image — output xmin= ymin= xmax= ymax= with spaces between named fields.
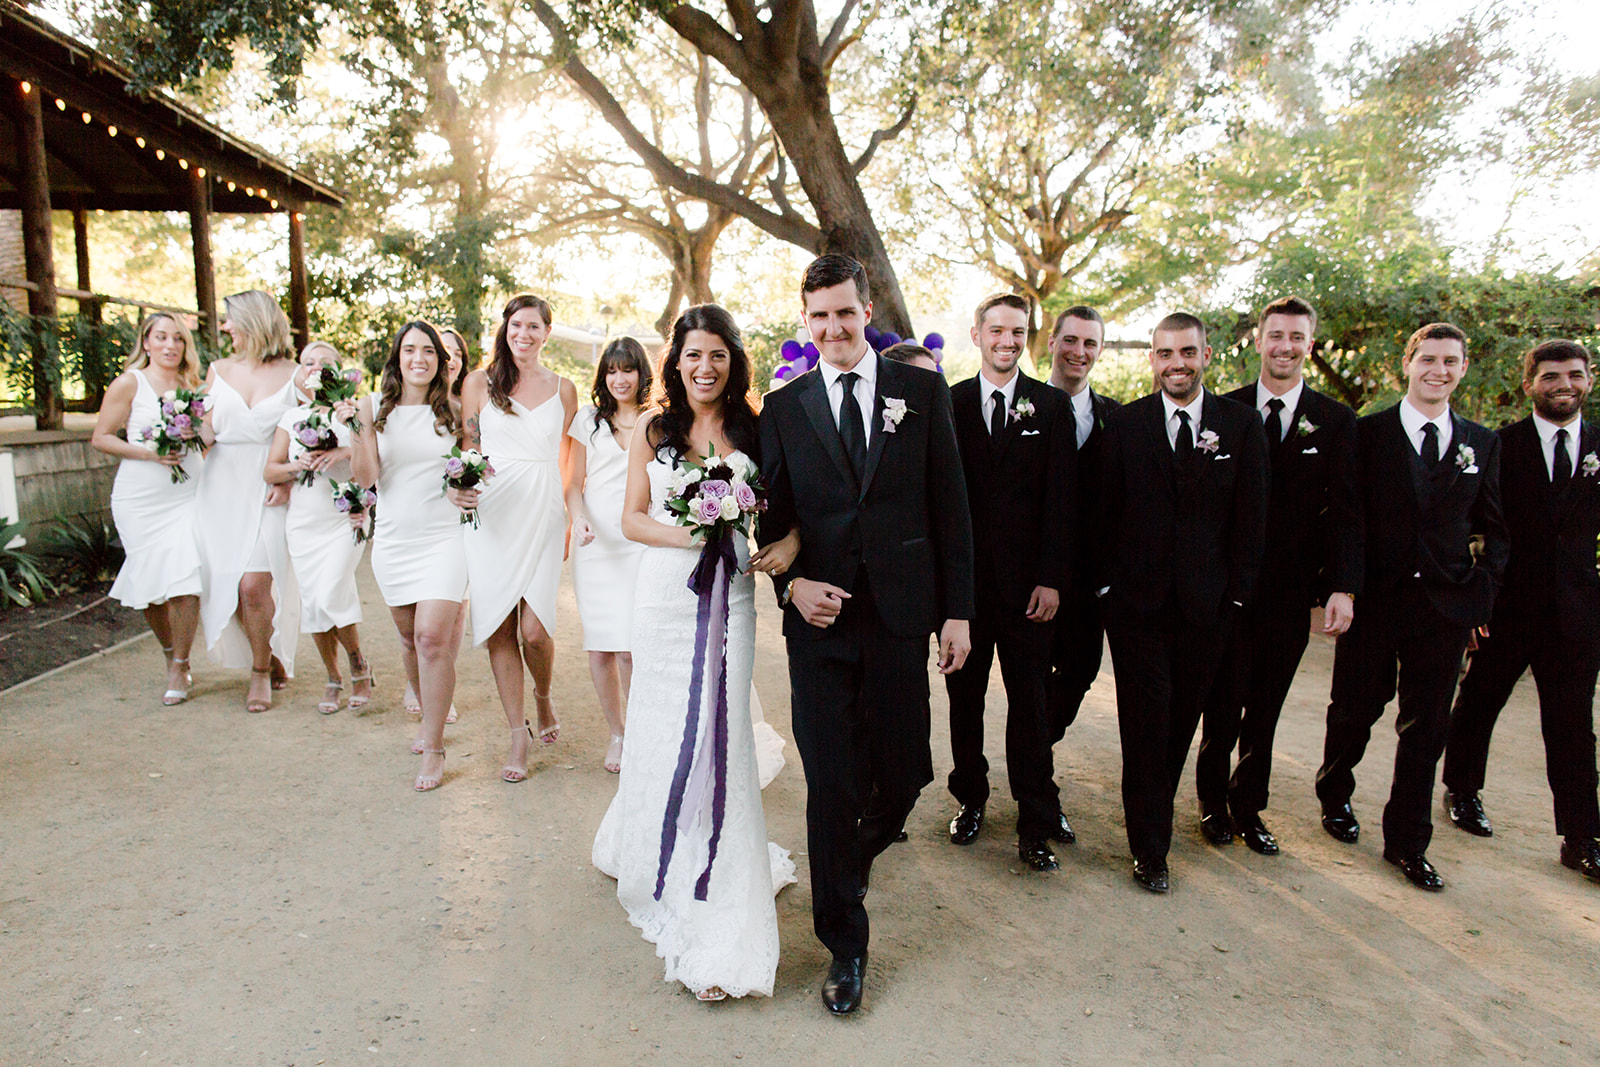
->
xmin=1046 ymin=306 xmax=1120 ymax=749
xmin=945 ymin=294 xmax=1076 ymax=871
xmin=1315 ymin=323 xmax=1508 ymax=891
xmin=1096 ymin=312 xmax=1269 ymax=892
xmin=759 ymin=254 xmax=974 ymax=1014
xmin=1195 ymin=297 xmax=1362 ymax=855
xmin=1441 ymin=340 xmax=1600 ymax=883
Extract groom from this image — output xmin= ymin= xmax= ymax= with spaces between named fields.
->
xmin=760 ymin=254 xmax=974 ymax=1015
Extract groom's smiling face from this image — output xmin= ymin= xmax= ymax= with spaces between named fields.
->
xmin=804 ymin=280 xmax=873 ymax=371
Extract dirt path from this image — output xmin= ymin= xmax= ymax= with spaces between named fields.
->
xmin=3 ymin=562 xmax=1598 ymax=1065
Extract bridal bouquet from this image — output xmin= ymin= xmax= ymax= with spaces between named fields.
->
xmin=139 ymin=387 xmax=207 ymax=483
xmin=663 ymin=447 xmax=766 ymax=544
xmin=442 ymin=445 xmax=495 ymax=528
xmin=330 ymin=479 xmax=377 ymax=544
xmin=312 ymin=365 xmax=365 ymax=433
xmin=291 ymin=410 xmax=341 ymax=486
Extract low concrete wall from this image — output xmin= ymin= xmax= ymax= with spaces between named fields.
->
xmin=0 ymin=428 xmax=116 ymax=540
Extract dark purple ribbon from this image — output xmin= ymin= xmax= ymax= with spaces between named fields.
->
xmin=653 ymin=530 xmax=737 ymax=902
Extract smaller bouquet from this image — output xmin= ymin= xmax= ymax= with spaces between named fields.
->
xmin=441 ymin=445 xmax=495 ymax=528
xmin=313 ymin=364 xmax=365 ymax=433
xmin=139 ymin=387 xmax=208 ymax=483
xmin=330 ymin=479 xmax=378 ymax=544
xmin=663 ymin=446 xmax=766 ymax=545
xmin=291 ymin=410 xmax=341 ymax=486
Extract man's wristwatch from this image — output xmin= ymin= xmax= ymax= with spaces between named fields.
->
xmin=779 ymin=583 xmax=795 ymax=608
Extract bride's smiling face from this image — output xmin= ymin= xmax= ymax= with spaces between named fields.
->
xmin=679 ymin=329 xmax=730 ymax=405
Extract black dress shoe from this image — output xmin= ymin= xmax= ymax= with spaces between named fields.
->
xmin=822 ymin=953 xmax=866 ymax=1015
xmin=949 ymin=804 xmax=984 ymax=845
xmin=1018 ymin=839 xmax=1059 ymax=871
xmin=1132 ymin=856 xmax=1170 ymax=893
xmin=1560 ymin=838 xmax=1600 ymax=884
xmin=894 ymin=829 xmax=908 ymax=843
xmin=1444 ymin=790 xmax=1493 ymax=837
xmin=1235 ymin=814 xmax=1280 ymax=856
xmin=1048 ymin=812 xmax=1076 ymax=844
xmin=1383 ymin=848 xmax=1445 ymax=891
xmin=1199 ymin=805 xmax=1234 ymax=846
xmin=1321 ymin=802 xmax=1360 ymax=843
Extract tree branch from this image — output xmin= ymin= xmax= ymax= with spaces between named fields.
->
xmin=853 ymin=94 xmax=917 ymax=174
xmin=820 ymin=0 xmax=862 ymax=63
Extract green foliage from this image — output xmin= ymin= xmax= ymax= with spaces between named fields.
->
xmin=741 ymin=322 xmax=792 ymax=391
xmin=0 ymin=521 xmax=57 ymax=607
xmin=33 ymin=515 xmax=126 ymax=591
xmin=0 ymin=304 xmax=141 ymax=410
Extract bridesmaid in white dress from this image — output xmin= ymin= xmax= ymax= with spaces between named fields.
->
xmin=453 ymin=294 xmax=577 ymax=783
xmin=195 ymin=290 xmax=305 ymax=713
xmin=340 ymin=321 xmax=467 ymax=792
xmin=565 ymin=337 xmax=651 ymax=773
xmin=592 ymin=304 xmax=797 ymax=1002
xmin=263 ymin=341 xmax=373 ymax=715
xmin=90 ymin=313 xmax=206 ymax=705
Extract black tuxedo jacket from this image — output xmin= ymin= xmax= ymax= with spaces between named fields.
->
xmin=1487 ymin=416 xmax=1600 ymax=642
xmin=1223 ymin=383 xmax=1363 ymax=603
xmin=951 ymin=372 xmax=1075 ymax=611
xmin=1094 ymin=390 xmax=1270 ymax=626
xmin=759 ymin=354 xmax=976 ymax=640
xmin=1355 ymin=404 xmax=1508 ymax=628
xmin=1065 ymin=388 xmax=1121 ymax=596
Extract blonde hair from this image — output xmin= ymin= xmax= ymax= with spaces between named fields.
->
xmin=300 ymin=340 xmax=340 ymax=366
xmin=124 ymin=313 xmax=201 ymax=388
xmin=222 ymin=290 xmax=294 ymax=363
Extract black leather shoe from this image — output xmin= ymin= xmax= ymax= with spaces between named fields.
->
xmin=949 ymin=804 xmax=984 ymax=845
xmin=1018 ymin=839 xmax=1059 ymax=871
xmin=1560 ymin=838 xmax=1600 ymax=884
xmin=1199 ymin=804 xmax=1234 ymax=846
xmin=1048 ymin=812 xmax=1076 ymax=844
xmin=1321 ymin=802 xmax=1360 ymax=844
xmin=1132 ymin=856 xmax=1170 ymax=893
xmin=822 ymin=954 xmax=866 ymax=1015
xmin=894 ymin=829 xmax=908 ymax=843
xmin=1444 ymin=790 xmax=1493 ymax=837
xmin=1383 ymin=848 xmax=1445 ymax=891
xmin=1235 ymin=814 xmax=1280 ymax=856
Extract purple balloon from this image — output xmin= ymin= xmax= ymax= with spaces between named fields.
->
xmin=882 ymin=331 xmax=902 ymax=346
xmin=780 ymin=339 xmax=803 ymax=361
xmin=922 ymin=332 xmax=944 ymax=350
xmin=864 ymin=325 xmax=881 ymax=344
xmin=802 ymin=341 xmax=818 ymax=357
xmin=774 ymin=364 xmax=794 ymax=381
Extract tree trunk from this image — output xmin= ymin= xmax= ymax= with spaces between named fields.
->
xmin=7 ymin=79 xmax=62 ymax=430
xmin=654 ymin=209 xmax=732 ymax=339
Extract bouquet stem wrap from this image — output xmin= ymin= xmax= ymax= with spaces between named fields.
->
xmin=653 ymin=529 xmax=738 ymax=902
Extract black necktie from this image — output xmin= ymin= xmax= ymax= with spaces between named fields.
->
xmin=1421 ymin=423 xmax=1440 ymax=468
xmin=990 ymin=390 xmax=1006 ymax=437
xmin=1265 ymin=397 xmax=1285 ymax=446
xmin=1553 ymin=427 xmax=1572 ymax=489
xmin=837 ymin=371 xmax=866 ymax=479
xmin=1175 ymin=408 xmax=1193 ymax=462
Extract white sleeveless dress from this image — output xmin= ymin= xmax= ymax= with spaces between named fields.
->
xmin=195 ymin=372 xmax=300 ymax=674
xmin=370 ymin=398 xmax=467 ymax=606
xmin=276 ymin=406 xmax=362 ymax=631
xmin=592 ymin=451 xmax=795 ymax=998
xmin=464 ymin=394 xmax=565 ymax=642
xmin=568 ymin=406 xmax=644 ymax=652
xmin=107 ymin=369 xmax=204 ymax=610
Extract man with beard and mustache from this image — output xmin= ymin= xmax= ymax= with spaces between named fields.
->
xmin=1440 ymin=339 xmax=1600 ymax=884
xmin=944 ymin=294 xmax=1076 ymax=871
xmin=1094 ymin=312 xmax=1268 ymax=892
xmin=1315 ymin=323 xmax=1508 ymax=892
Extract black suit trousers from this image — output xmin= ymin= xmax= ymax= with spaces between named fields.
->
xmin=1197 ymin=594 xmax=1312 ymax=815
xmin=786 ymin=574 xmax=933 ymax=960
xmin=1442 ymin=621 xmax=1600 ymax=840
xmin=1106 ymin=608 xmax=1232 ymax=860
xmin=944 ymin=582 xmax=1060 ymax=839
xmin=1316 ymin=581 xmax=1470 ymax=855
xmin=1047 ymin=585 xmax=1105 ymax=741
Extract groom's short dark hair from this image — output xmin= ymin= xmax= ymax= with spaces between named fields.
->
xmin=802 ymin=254 xmax=870 ymax=305
xmin=1154 ymin=311 xmax=1207 ymax=347
xmin=975 ymin=292 xmax=1030 ymax=327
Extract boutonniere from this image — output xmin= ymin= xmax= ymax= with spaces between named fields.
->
xmin=1456 ymin=445 xmax=1476 ymax=471
xmin=1296 ymin=418 xmax=1318 ymax=438
xmin=1582 ymin=451 xmax=1598 ymax=477
xmin=1009 ymin=398 xmax=1035 ymax=421
xmin=1196 ymin=429 xmax=1221 ymax=454
xmin=881 ymin=396 xmax=912 ymax=434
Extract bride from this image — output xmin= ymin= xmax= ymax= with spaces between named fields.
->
xmin=592 ymin=304 xmax=798 ymax=1002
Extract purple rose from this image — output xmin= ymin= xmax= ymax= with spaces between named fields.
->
xmin=693 ymin=496 xmax=724 ymax=524
xmin=445 ymin=457 xmax=466 ymax=478
xmin=484 ymin=464 xmax=496 ymax=478
xmin=734 ymin=482 xmax=757 ymax=510
xmin=297 ymin=426 xmax=322 ymax=447
xmin=334 ymin=496 xmax=352 ymax=513
xmin=171 ymin=413 xmax=191 ymax=432
xmin=189 ymin=398 xmax=206 ymax=416
xmin=139 ymin=427 xmax=154 ymax=442
xmin=701 ymin=478 xmax=731 ymax=499
xmin=362 ymin=489 xmax=378 ymax=507
xmin=344 ymin=368 xmax=362 ymax=383
xmin=161 ymin=399 xmax=176 ymax=417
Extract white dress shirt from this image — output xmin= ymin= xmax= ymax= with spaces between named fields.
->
xmin=818 ymin=350 xmax=877 ymax=444
xmin=978 ymin=368 xmax=1019 ymax=434
xmin=1532 ymin=411 xmax=1582 ymax=479
xmin=1398 ymin=398 xmax=1453 ymax=458
xmin=1255 ymin=379 xmax=1304 ymax=441
xmin=1161 ymin=390 xmax=1205 ymax=450
xmin=1068 ymin=386 xmax=1094 ymax=448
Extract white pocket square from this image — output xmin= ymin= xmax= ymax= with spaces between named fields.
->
xmin=1021 ymin=429 xmax=1041 ymax=436
xmin=1214 ymin=453 xmax=1232 ymax=460
xmin=1302 ymin=446 xmax=1318 ymax=454
xmin=1463 ymin=465 xmax=1479 ymax=474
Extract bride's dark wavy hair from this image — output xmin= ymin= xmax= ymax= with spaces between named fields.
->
xmin=648 ymin=304 xmax=760 ymax=462
xmin=374 ymin=320 xmax=459 ymax=439
xmin=486 ymin=293 xmax=553 ymax=415
xmin=591 ymin=336 xmax=652 ymax=435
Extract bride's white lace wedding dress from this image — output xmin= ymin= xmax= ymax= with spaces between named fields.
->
xmin=592 ymin=450 xmax=795 ymax=998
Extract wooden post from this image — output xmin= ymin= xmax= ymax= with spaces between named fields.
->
xmin=288 ymin=206 xmax=309 ymax=352
xmin=7 ymin=78 xmax=62 ymax=429
xmin=187 ymin=168 xmax=218 ymax=353
xmin=72 ymin=205 xmax=107 ymax=411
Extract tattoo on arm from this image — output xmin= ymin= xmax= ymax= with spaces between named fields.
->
xmin=464 ymin=414 xmax=480 ymax=449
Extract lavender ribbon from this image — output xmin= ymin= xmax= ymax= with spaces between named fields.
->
xmin=654 ymin=530 xmax=737 ymax=902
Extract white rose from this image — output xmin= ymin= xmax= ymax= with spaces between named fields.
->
xmin=718 ymin=495 xmax=739 ymax=521
xmin=462 ymin=449 xmax=482 ymax=464
xmin=726 ymin=449 xmax=757 ymax=480
xmin=682 ymin=466 xmax=704 ymax=485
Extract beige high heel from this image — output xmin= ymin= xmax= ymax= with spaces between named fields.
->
xmin=414 ymin=748 xmax=446 ymax=792
xmin=162 ymin=657 xmax=191 ymax=706
xmin=502 ymin=722 xmax=536 ymax=783
xmin=246 ymin=667 xmax=272 ymax=713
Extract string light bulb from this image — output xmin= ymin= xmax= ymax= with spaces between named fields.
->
xmin=197 ymin=167 xmax=206 ymax=177
xmin=81 ymin=111 xmax=91 ymax=124
xmin=19 ymin=81 xmax=30 ymax=94
xmin=107 ymin=125 xmax=117 ymax=137
xmin=155 ymin=149 xmax=165 ymax=160
xmin=136 ymin=136 xmax=145 ymax=147
xmin=55 ymin=98 xmax=65 ymax=110
xmin=227 ymin=181 xmax=236 ymax=191
xmin=179 ymin=158 xmax=188 ymax=169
